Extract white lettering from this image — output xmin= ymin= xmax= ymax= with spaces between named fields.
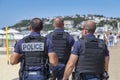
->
xmin=22 ymin=42 xmax=44 ymax=51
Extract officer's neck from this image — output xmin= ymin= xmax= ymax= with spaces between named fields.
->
xmin=31 ymin=30 xmax=40 ymax=33
xmin=55 ymin=26 xmax=64 ymax=29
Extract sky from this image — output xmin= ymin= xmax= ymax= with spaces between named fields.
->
xmin=0 ymin=0 xmax=120 ymax=28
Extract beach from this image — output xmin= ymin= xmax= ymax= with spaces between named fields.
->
xmin=0 ymin=42 xmax=120 ymax=80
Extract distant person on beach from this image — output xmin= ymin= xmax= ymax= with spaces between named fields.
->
xmin=10 ymin=18 xmax=58 ymax=80
xmin=63 ymin=20 xmax=109 ymax=80
xmin=108 ymin=32 xmax=114 ymax=47
xmin=113 ymin=33 xmax=118 ymax=45
xmin=46 ymin=17 xmax=75 ymax=80
xmin=97 ymin=34 xmax=100 ymax=39
xmin=97 ymin=34 xmax=108 ymax=45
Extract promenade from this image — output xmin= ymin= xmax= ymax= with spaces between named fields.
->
xmin=0 ymin=42 xmax=120 ymax=80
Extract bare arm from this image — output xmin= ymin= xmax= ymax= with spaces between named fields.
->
xmin=48 ymin=52 xmax=58 ymax=66
xmin=63 ymin=54 xmax=78 ymax=80
xmin=105 ymin=56 xmax=110 ymax=72
xmin=10 ymin=52 xmax=21 ymax=65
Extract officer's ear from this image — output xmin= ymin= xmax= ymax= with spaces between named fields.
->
xmin=53 ymin=23 xmax=55 ymax=28
xmin=40 ymin=25 xmax=43 ymax=30
xmin=85 ymin=30 xmax=88 ymax=34
xmin=62 ymin=23 xmax=64 ymax=27
xmin=29 ymin=25 xmax=32 ymax=31
xmin=85 ymin=30 xmax=87 ymax=34
xmin=83 ymin=29 xmax=88 ymax=35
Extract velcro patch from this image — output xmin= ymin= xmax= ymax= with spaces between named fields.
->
xmin=22 ymin=42 xmax=44 ymax=51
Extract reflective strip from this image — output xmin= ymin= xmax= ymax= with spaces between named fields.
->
xmin=28 ymin=72 xmax=38 ymax=75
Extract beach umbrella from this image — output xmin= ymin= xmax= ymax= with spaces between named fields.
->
xmin=8 ymin=29 xmax=20 ymax=34
xmin=0 ymin=29 xmax=6 ymax=34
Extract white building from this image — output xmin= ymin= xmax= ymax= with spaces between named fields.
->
xmin=118 ymin=22 xmax=120 ymax=33
xmin=95 ymin=25 xmax=112 ymax=33
xmin=64 ymin=20 xmax=74 ymax=28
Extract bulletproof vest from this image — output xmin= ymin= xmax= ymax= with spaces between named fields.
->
xmin=75 ymin=38 xmax=105 ymax=77
xmin=50 ymin=32 xmax=71 ymax=64
xmin=20 ymin=35 xmax=47 ymax=71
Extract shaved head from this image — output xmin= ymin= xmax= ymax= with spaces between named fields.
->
xmin=53 ymin=17 xmax=64 ymax=28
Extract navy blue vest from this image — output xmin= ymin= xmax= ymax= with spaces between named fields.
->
xmin=50 ymin=32 xmax=71 ymax=64
xmin=75 ymin=37 xmax=106 ymax=79
xmin=19 ymin=35 xmax=47 ymax=80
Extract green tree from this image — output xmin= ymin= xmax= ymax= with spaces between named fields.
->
xmin=43 ymin=24 xmax=54 ymax=31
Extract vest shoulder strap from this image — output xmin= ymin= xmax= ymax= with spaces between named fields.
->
xmin=79 ymin=38 xmax=106 ymax=55
xmin=23 ymin=35 xmax=46 ymax=43
xmin=49 ymin=31 xmax=70 ymax=42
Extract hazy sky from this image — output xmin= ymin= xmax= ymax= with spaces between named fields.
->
xmin=0 ymin=0 xmax=120 ymax=28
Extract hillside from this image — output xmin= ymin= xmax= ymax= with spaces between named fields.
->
xmin=5 ymin=14 xmax=120 ymax=31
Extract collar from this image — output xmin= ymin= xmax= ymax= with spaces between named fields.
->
xmin=54 ymin=28 xmax=64 ymax=32
xmin=30 ymin=32 xmax=41 ymax=36
xmin=84 ymin=34 xmax=96 ymax=38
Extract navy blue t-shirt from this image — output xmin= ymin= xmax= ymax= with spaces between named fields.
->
xmin=14 ymin=32 xmax=54 ymax=54
xmin=72 ymin=34 xmax=109 ymax=56
xmin=46 ymin=28 xmax=75 ymax=75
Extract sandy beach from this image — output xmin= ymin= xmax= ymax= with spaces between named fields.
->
xmin=0 ymin=42 xmax=120 ymax=80
xmin=0 ymin=54 xmax=19 ymax=80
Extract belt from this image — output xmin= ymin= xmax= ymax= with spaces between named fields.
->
xmin=81 ymin=73 xmax=102 ymax=78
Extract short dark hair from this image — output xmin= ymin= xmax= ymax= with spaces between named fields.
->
xmin=30 ymin=18 xmax=43 ymax=31
xmin=53 ymin=17 xmax=64 ymax=27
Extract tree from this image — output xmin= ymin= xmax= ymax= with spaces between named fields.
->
xmin=97 ymin=20 xmax=105 ymax=27
xmin=43 ymin=24 xmax=54 ymax=31
xmin=11 ymin=20 xmax=30 ymax=28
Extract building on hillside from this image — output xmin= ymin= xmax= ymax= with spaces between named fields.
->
xmin=64 ymin=20 xmax=74 ymax=28
xmin=118 ymin=22 xmax=120 ymax=33
xmin=95 ymin=25 xmax=112 ymax=33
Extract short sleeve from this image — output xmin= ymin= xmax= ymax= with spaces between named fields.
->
xmin=46 ymin=38 xmax=54 ymax=53
xmin=104 ymin=44 xmax=109 ymax=56
xmin=69 ymin=35 xmax=75 ymax=47
xmin=71 ymin=41 xmax=80 ymax=56
xmin=14 ymin=39 xmax=22 ymax=54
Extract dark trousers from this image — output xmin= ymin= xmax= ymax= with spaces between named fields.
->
xmin=77 ymin=74 xmax=102 ymax=80
xmin=52 ymin=67 xmax=65 ymax=80
xmin=22 ymin=71 xmax=46 ymax=80
xmin=50 ymin=63 xmax=65 ymax=80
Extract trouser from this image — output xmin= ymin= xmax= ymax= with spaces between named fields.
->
xmin=109 ymin=40 xmax=113 ymax=47
xmin=50 ymin=63 xmax=65 ymax=80
xmin=52 ymin=68 xmax=65 ymax=80
xmin=22 ymin=71 xmax=46 ymax=80
xmin=76 ymin=74 xmax=102 ymax=80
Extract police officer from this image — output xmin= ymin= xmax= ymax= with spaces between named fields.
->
xmin=46 ymin=17 xmax=75 ymax=80
xmin=63 ymin=20 xmax=110 ymax=80
xmin=10 ymin=18 xmax=58 ymax=80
